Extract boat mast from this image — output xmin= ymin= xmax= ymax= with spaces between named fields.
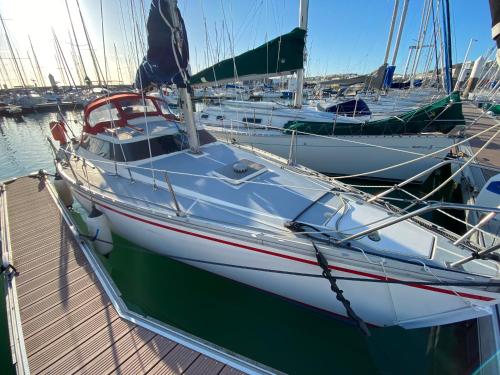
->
xmin=293 ymin=0 xmax=309 ymax=108
xmin=75 ymin=0 xmax=104 ymax=86
xmin=0 ymin=57 xmax=11 ymax=88
xmin=391 ymin=0 xmax=409 ymax=66
xmin=65 ymin=0 xmax=90 ymax=86
xmin=26 ymin=50 xmax=39 ymax=87
xmin=0 ymin=13 xmax=26 ymax=87
xmin=28 ymin=36 xmax=46 ymax=87
xmin=383 ymin=0 xmax=399 ymax=65
xmin=68 ymin=30 xmax=85 ymax=86
xmin=441 ymin=0 xmax=453 ymax=93
xmin=113 ymin=43 xmax=124 ymax=84
xmin=166 ymin=0 xmax=200 ymax=153
xmin=53 ymin=30 xmax=77 ymax=88
xmin=14 ymin=48 xmax=29 ymax=87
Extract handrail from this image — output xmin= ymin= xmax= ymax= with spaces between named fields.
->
xmin=450 ymin=244 xmax=500 ymax=268
xmin=335 ymin=202 xmax=500 ymax=245
xmin=367 ymin=159 xmax=456 ymax=202
xmin=453 ymin=205 xmax=500 ymax=245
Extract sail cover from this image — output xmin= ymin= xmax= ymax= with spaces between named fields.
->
xmin=135 ymin=0 xmax=190 ymax=88
xmin=190 ymin=28 xmax=306 ymax=86
xmin=283 ymin=92 xmax=464 ymax=136
xmin=490 ymin=0 xmax=500 ymax=64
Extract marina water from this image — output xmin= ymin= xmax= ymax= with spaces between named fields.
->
xmin=0 ymin=112 xmax=479 ymax=374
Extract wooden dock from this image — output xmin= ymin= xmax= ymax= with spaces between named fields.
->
xmin=462 ymin=102 xmax=500 ymax=182
xmin=0 ymin=176 xmax=275 ymax=374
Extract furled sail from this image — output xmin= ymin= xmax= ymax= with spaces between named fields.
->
xmin=190 ymin=28 xmax=306 ymax=86
xmin=489 ymin=0 xmax=500 ymax=64
xmin=135 ymin=0 xmax=190 ymax=88
xmin=318 ymin=64 xmax=388 ymax=91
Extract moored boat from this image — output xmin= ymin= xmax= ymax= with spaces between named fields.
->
xmin=51 ymin=0 xmax=500 ymax=332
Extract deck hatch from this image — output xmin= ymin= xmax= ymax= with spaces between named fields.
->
xmin=214 ymin=159 xmax=267 ymax=185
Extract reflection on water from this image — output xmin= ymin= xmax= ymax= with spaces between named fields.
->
xmin=0 ymin=111 xmax=83 ymax=180
xmin=0 ymin=111 xmax=476 ymax=375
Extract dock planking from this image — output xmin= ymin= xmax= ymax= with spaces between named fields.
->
xmin=463 ymin=102 xmax=499 ymax=181
xmin=1 ymin=176 xmax=251 ymax=375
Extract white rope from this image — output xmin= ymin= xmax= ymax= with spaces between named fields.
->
xmin=206 ymin=104 xmax=499 ymax=180
xmin=404 ymin=127 xmax=500 ymax=211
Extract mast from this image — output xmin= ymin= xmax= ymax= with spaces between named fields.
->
xmin=14 ymin=48 xmax=29 ymax=87
xmin=454 ymin=38 xmax=476 ymax=91
xmin=0 ymin=57 xmax=11 ymax=88
xmin=75 ymin=0 xmax=104 ymax=86
xmin=113 ymin=43 xmax=124 ymax=84
xmin=0 ymin=13 xmax=26 ymax=87
xmin=28 ymin=36 xmax=46 ymax=87
xmin=383 ymin=0 xmax=399 ymax=65
xmin=410 ymin=0 xmax=432 ymax=87
xmin=65 ymin=0 xmax=90 ymax=86
xmin=53 ymin=30 xmax=77 ymax=88
xmin=293 ymin=0 xmax=309 ymax=108
xmin=27 ymin=50 xmax=39 ymax=86
xmin=442 ymin=0 xmax=453 ymax=93
xmin=68 ymin=30 xmax=84 ymax=86
xmin=166 ymin=0 xmax=200 ymax=153
xmin=54 ymin=52 xmax=68 ymax=87
xmin=391 ymin=0 xmax=409 ymax=66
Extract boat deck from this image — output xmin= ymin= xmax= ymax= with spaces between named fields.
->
xmin=0 ymin=175 xmax=271 ymax=374
xmin=463 ymin=102 xmax=499 ymax=181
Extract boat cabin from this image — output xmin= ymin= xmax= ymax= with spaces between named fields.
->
xmin=80 ymin=92 xmax=214 ymax=162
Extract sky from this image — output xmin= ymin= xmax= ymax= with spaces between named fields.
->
xmin=0 ymin=0 xmax=495 ymax=87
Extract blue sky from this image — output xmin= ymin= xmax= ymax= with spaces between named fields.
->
xmin=0 ymin=0 xmax=495 ymax=86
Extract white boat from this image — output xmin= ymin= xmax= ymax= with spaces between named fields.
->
xmin=190 ymin=0 xmax=465 ymax=183
xmin=51 ymin=0 xmax=500 ymax=331
xmin=197 ymin=95 xmax=462 ymax=182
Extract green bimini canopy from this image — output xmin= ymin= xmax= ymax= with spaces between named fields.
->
xmin=190 ymin=28 xmax=306 ymax=86
xmin=284 ymin=91 xmax=465 ymax=136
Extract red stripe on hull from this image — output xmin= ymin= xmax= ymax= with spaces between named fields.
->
xmin=76 ymin=191 xmax=495 ymax=303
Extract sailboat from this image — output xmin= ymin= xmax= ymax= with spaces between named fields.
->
xmin=195 ymin=0 xmax=464 ymax=182
xmin=52 ymin=0 xmax=500 ymax=331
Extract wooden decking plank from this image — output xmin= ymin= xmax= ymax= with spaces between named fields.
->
xmin=463 ymin=103 xmax=499 ymax=172
xmin=15 ymin=247 xmax=85 ymax=287
xmin=184 ymin=355 xmax=226 ymax=375
xmin=36 ymin=316 xmax=135 ymax=375
xmin=13 ymin=241 xmax=74 ymax=268
xmin=18 ymin=266 xmax=91 ymax=306
xmin=72 ymin=326 xmax=156 ymax=375
xmin=20 ymin=274 xmax=98 ymax=323
xmin=23 ymin=284 xmax=104 ymax=338
xmin=147 ymin=345 xmax=200 ymax=375
xmin=16 ymin=256 xmax=89 ymax=297
xmin=28 ymin=305 xmax=120 ymax=373
xmin=114 ymin=335 xmax=177 ymax=375
xmin=24 ymin=297 xmax=111 ymax=353
xmin=219 ymin=366 xmax=247 ymax=375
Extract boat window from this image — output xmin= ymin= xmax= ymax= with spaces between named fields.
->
xmin=88 ymin=104 xmax=120 ymax=127
xmin=83 ymin=137 xmax=113 ymax=159
xmin=201 ymin=114 xmax=209 ymax=119
xmin=113 ymin=133 xmax=189 ymax=162
xmin=216 ymin=115 xmax=225 ymax=120
xmin=242 ymin=117 xmax=262 ymax=124
xmin=119 ymin=98 xmax=157 ymax=114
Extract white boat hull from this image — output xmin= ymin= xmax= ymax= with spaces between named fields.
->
xmin=207 ymin=127 xmax=455 ymax=182
xmin=73 ymin=189 xmax=497 ymax=329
